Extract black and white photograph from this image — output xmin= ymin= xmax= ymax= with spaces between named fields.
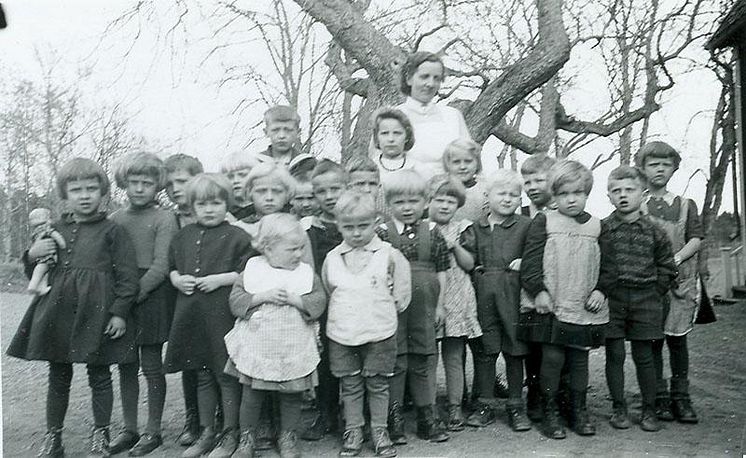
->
xmin=0 ymin=0 xmax=744 ymax=456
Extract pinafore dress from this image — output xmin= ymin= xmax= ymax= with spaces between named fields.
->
xmin=224 ymin=256 xmax=320 ymax=391
xmin=644 ymin=198 xmax=700 ymax=336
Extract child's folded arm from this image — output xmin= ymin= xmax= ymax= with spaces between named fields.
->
xmin=23 ymin=237 xmax=58 ymax=278
xmin=593 ymin=219 xmax=617 ymax=299
xmin=390 ymin=248 xmax=411 ymax=312
xmin=229 ymin=275 xmax=261 ymax=319
xmin=295 ymin=274 xmax=327 ymax=322
xmin=520 ymin=213 xmax=548 ymax=297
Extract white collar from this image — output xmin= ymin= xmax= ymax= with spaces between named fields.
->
xmin=404 ymin=96 xmax=437 ymax=115
xmin=389 ymin=218 xmax=434 ymax=234
xmin=391 ymin=218 xmax=406 ymax=234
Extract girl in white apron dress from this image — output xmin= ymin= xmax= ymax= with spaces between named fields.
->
xmin=225 ymin=214 xmax=327 ymax=457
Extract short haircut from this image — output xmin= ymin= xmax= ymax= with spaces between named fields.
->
xmin=335 ymin=191 xmax=377 ymax=220
xmin=113 ymin=152 xmax=167 ymax=190
xmin=607 ymin=165 xmax=646 ymax=188
xmin=253 ymin=213 xmax=305 ymax=254
xmin=311 ymin=159 xmax=347 ymax=183
xmin=293 ymin=176 xmax=314 ymax=199
xmin=164 ymin=154 xmax=203 ymax=176
xmin=345 ymin=155 xmax=380 ymax=180
xmin=442 ymin=138 xmax=483 ymax=174
xmin=245 ymin=162 xmax=297 ymax=198
xmin=548 ymin=160 xmax=593 ymax=195
xmin=428 ymin=174 xmax=466 ymax=208
xmin=186 ymin=173 xmax=234 ymax=209
xmin=520 ymin=154 xmax=557 ymax=176
xmin=219 ymin=151 xmax=261 ymax=174
xmin=263 ymin=105 xmax=301 ymax=128
xmin=57 ymin=157 xmax=111 ymax=199
xmin=486 ymin=169 xmax=523 ymax=194
xmin=400 ymin=51 xmax=444 ymax=96
xmin=634 ymin=141 xmax=681 ymax=170
xmin=371 ymin=107 xmax=415 ymax=151
xmin=383 ymin=169 xmax=427 ymax=202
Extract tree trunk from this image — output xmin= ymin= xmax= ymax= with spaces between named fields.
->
xmin=294 ymin=0 xmax=570 ymax=149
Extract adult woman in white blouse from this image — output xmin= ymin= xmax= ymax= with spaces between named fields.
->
xmin=397 ymin=52 xmax=472 ymax=179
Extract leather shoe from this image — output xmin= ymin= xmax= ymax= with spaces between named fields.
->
xmin=128 ymin=433 xmax=162 ymax=456
xmin=108 ymin=430 xmax=139 ymax=455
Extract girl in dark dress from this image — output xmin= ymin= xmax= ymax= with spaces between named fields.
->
xmin=165 ymin=174 xmax=253 ymax=458
xmin=7 ymin=158 xmax=140 ymax=457
xmin=108 ymin=152 xmax=179 ymax=456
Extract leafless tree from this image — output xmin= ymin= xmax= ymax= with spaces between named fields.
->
xmin=0 ymin=58 xmax=148 ymax=260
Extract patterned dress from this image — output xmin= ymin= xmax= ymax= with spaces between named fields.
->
xmin=225 ymin=257 xmax=327 ymax=392
xmin=436 ymin=219 xmax=482 ymax=339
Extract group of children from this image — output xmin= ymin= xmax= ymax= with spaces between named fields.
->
xmin=10 ymin=101 xmax=705 ymax=458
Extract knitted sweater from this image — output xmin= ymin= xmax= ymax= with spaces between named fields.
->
xmin=110 ymin=203 xmax=178 ymax=296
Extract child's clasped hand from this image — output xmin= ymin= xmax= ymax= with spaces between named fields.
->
xmin=534 ymin=291 xmax=552 ymax=314
xmin=172 ymin=274 xmax=197 ymax=295
xmin=195 ymin=275 xmax=223 ymax=293
xmin=104 ymin=316 xmax=126 ymax=339
xmin=585 ymin=290 xmax=605 ymax=313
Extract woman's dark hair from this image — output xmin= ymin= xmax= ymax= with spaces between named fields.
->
xmin=399 ymin=52 xmax=445 ymax=96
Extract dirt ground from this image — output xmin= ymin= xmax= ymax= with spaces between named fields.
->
xmin=2 ymin=291 xmax=745 ymax=457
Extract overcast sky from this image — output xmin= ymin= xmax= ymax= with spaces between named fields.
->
xmin=0 ymin=0 xmax=728 ymax=217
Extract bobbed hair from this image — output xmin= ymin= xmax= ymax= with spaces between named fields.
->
xmin=57 ymin=157 xmax=111 ymax=199
xmin=114 ymin=152 xmax=167 ymax=191
xmin=428 ymin=174 xmax=466 ymax=208
xmin=442 ymin=138 xmax=483 ymax=175
xmin=371 ymin=107 xmax=415 ymax=152
xmin=185 ymin=173 xmax=234 ymax=210
xmin=548 ymin=160 xmax=594 ymax=195
xmin=634 ymin=141 xmax=681 ymax=171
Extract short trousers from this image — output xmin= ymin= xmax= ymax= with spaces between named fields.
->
xmin=606 ymin=286 xmax=667 ymax=340
xmin=328 ymin=335 xmax=397 ymax=378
